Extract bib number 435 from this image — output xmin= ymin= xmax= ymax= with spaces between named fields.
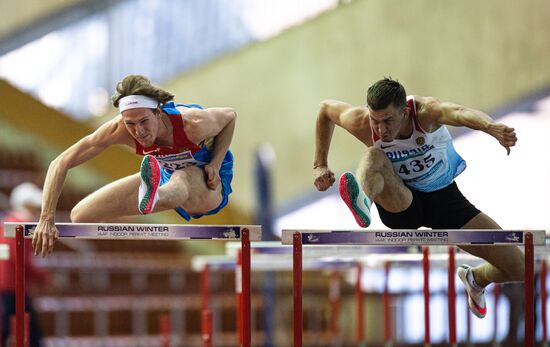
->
xmin=398 ymin=153 xmax=435 ymax=175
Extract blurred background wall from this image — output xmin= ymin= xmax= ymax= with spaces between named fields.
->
xmin=161 ymin=0 xmax=550 ymax=213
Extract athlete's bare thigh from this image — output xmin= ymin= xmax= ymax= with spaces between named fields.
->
xmin=458 ymin=212 xmax=524 ymax=282
xmin=176 ymin=166 xmax=223 ymax=215
xmin=71 ymin=173 xmax=141 ymax=222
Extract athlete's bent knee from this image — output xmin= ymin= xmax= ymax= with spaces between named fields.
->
xmin=364 ymin=147 xmax=386 ymax=159
xmin=70 ymin=205 xmax=93 ymax=223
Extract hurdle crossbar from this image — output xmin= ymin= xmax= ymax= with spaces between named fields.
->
xmin=192 ymin=254 xmax=357 ymax=272
xmin=3 ymin=222 xmax=261 ymax=240
xmin=226 ymin=241 xmax=412 ymax=257
xmin=225 ymin=241 xmax=488 ymax=268
xmin=282 ymin=229 xmax=546 ymax=246
xmin=285 ymin=229 xmax=545 ymax=347
xmin=6 ymin=222 xmax=260 ymax=347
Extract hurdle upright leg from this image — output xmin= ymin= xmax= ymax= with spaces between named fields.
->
xmin=542 ymin=259 xmax=548 ymax=347
xmin=235 ymin=249 xmax=243 ymax=345
xmin=200 ymin=265 xmax=212 ymax=347
xmin=328 ymin=272 xmax=340 ymax=337
xmin=448 ymin=246 xmax=457 ymax=347
xmin=525 ymin=232 xmax=534 ymax=347
xmin=422 ymin=246 xmax=431 ymax=347
xmin=241 ymin=228 xmax=251 ymax=347
xmin=160 ymin=313 xmax=170 ymax=347
xmin=293 ymin=232 xmax=302 ymax=347
xmin=15 ymin=225 xmax=25 ymax=347
xmin=383 ymin=261 xmax=392 ymax=347
xmin=355 ymin=262 xmax=364 ymax=344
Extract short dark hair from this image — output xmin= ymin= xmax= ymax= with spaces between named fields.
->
xmin=366 ymin=77 xmax=407 ymax=110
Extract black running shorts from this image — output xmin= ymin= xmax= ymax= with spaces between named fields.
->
xmin=375 ymin=181 xmax=481 ymax=229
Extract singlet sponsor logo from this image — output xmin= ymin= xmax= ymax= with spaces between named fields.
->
xmin=156 ymin=151 xmax=206 ymax=171
xmin=415 ymin=136 xmax=425 ymax=145
xmin=385 ymin=144 xmax=435 ymax=162
xmin=143 ymin=148 xmax=161 ymax=155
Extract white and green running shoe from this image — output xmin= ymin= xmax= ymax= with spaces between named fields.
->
xmin=338 ymin=172 xmax=371 ymax=228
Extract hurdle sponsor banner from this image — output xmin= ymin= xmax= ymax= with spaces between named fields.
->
xmin=281 ymin=229 xmax=546 ymax=245
xmin=3 ymin=223 xmax=261 ymax=241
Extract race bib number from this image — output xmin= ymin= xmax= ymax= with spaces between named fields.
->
xmin=397 ymin=153 xmax=436 ymax=176
xmin=156 ymin=151 xmax=205 ymax=171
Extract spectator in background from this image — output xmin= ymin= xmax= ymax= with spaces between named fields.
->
xmin=1 ymin=182 xmax=48 ymax=347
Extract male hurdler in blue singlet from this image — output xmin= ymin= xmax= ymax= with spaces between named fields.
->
xmin=32 ymin=75 xmax=235 ymax=256
xmin=313 ymin=77 xmax=522 ymax=319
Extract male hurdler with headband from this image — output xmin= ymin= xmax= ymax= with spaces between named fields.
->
xmin=313 ymin=77 xmax=523 ymax=319
xmin=32 ymin=74 xmax=236 ymax=256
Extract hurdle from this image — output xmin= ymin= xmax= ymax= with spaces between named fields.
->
xmin=193 ymin=250 xmax=358 ymax=345
xmin=3 ymin=222 xmax=261 ymax=347
xmin=225 ymin=241 xmax=486 ymax=346
xmin=282 ymin=229 xmax=546 ymax=347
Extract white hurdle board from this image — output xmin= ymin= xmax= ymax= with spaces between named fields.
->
xmin=3 ymin=222 xmax=262 ymax=241
xmin=282 ymin=229 xmax=546 ymax=246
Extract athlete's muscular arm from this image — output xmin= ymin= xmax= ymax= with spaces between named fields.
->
xmin=314 ymin=100 xmax=370 ymax=191
xmin=33 ymin=119 xmax=131 ymax=257
xmin=418 ymin=96 xmax=517 ymax=155
xmin=183 ymin=107 xmax=236 ymax=190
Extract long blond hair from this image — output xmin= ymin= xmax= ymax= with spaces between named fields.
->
xmin=111 ymin=75 xmax=174 ymax=107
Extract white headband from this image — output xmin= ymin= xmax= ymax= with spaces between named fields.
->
xmin=118 ymin=95 xmax=159 ymax=112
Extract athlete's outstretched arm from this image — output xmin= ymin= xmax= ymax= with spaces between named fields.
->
xmin=421 ymin=96 xmax=517 ymax=155
xmin=314 ymin=100 xmax=370 ymax=191
xmin=33 ymin=119 xmax=129 ymax=257
xmin=184 ymin=107 xmax=236 ymax=190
